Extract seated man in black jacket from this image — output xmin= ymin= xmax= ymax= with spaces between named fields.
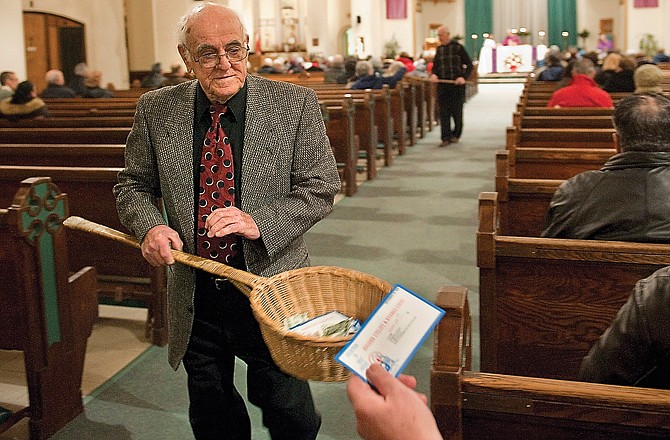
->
xmin=542 ymin=93 xmax=670 ymax=242
xmin=579 ymin=266 xmax=670 ymax=388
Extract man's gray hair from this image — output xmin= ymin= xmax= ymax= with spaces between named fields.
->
xmin=45 ymin=69 xmax=63 ymax=85
xmin=613 ymin=93 xmax=670 ymax=152
xmin=177 ymin=2 xmax=248 ymax=60
xmin=73 ymin=62 xmax=88 ymax=76
xmin=571 ymin=58 xmax=596 ymax=76
xmin=355 ymin=60 xmax=373 ymax=78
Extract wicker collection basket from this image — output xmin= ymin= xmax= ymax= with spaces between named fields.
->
xmin=63 ymin=216 xmax=391 ymax=382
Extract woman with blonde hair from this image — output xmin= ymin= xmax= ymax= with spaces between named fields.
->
xmin=594 ymin=52 xmax=621 ymax=86
xmin=603 ymin=56 xmax=636 ymax=92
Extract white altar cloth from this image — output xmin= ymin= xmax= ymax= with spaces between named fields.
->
xmin=478 ymin=44 xmax=547 ymax=75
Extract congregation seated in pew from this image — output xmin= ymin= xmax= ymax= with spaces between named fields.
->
xmin=0 ymin=80 xmax=50 ymax=121
xmin=542 ymin=93 xmax=670 ymax=241
xmin=347 ymin=60 xmax=406 ymax=90
xmin=432 ymin=287 xmax=670 ymax=439
xmin=580 ymin=265 xmax=670 ymax=389
xmin=39 ymin=69 xmax=77 ymax=98
xmin=546 ymin=58 xmax=614 ymax=108
xmin=82 ymin=70 xmax=114 ymax=98
xmin=634 ymin=62 xmax=665 ymax=94
xmin=602 ymin=55 xmax=636 ymax=93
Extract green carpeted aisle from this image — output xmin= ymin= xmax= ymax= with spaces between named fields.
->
xmin=52 ymin=83 xmax=523 ymax=439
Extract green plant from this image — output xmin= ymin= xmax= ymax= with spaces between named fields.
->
xmin=383 ymin=34 xmax=400 ymax=59
xmin=639 ymin=33 xmax=658 ymax=57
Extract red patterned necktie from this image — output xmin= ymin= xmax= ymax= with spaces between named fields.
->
xmin=197 ymin=104 xmax=238 ymax=263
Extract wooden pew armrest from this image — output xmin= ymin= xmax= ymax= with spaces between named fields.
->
xmin=68 ymin=266 xmax=99 ymax=338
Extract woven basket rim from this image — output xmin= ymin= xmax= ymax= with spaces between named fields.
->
xmin=248 ymin=265 xmax=392 ymax=342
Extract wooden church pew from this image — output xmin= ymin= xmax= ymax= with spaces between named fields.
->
xmin=0 ymin=177 xmax=98 ymax=440
xmin=476 ymin=192 xmax=670 ymax=379
xmin=0 ymin=166 xmax=167 ymax=347
xmin=431 ymin=286 xmax=670 ymax=440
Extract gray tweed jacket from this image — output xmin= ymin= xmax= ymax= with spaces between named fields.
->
xmin=114 ymin=74 xmax=340 ymax=368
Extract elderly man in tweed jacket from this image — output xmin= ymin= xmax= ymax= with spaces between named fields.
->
xmin=113 ymin=3 xmax=339 ymax=439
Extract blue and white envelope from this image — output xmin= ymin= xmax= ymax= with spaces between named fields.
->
xmin=335 ymin=284 xmax=445 ymax=381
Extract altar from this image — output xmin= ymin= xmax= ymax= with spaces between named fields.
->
xmin=477 ymin=44 xmax=548 ymax=75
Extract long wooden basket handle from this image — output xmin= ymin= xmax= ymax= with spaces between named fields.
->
xmin=63 ymin=216 xmax=261 ymax=288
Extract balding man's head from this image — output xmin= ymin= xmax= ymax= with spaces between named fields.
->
xmin=571 ymin=58 xmax=596 ymax=77
xmin=437 ymin=26 xmax=451 ymax=45
xmin=45 ymin=69 xmax=65 ymax=85
xmin=613 ymin=93 xmax=670 ymax=152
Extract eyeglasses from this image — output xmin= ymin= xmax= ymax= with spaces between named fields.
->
xmin=190 ymin=45 xmax=250 ymax=68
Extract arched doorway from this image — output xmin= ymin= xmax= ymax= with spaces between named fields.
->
xmin=23 ymin=12 xmax=85 ymax=92
xmin=343 ymin=26 xmax=353 ymax=57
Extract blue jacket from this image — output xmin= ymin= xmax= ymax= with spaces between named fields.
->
xmin=537 ymin=65 xmax=564 ymax=81
xmin=350 ymin=66 xmax=406 ymax=90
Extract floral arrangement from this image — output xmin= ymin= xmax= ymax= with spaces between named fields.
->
xmin=504 ymin=53 xmax=523 ymax=71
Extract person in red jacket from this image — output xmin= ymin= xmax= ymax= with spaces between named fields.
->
xmin=547 ymin=58 xmax=614 ymax=108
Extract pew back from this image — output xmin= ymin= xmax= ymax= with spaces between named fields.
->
xmin=431 ymin=286 xmax=670 ymax=440
xmin=476 ymin=192 xmax=670 ymax=379
xmin=0 ymin=166 xmax=167 ymax=346
xmin=0 ymin=177 xmax=97 ymax=439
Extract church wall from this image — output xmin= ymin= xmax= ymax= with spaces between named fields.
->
xmin=151 ymin=0 xmax=201 ymax=73
xmin=0 ymin=0 xmax=27 ymax=79
xmin=346 ymin=0 xmax=422 ymax=60
xmin=323 ymin=0 xmax=351 ymax=57
xmin=303 ymin=0 xmax=331 ymax=59
xmin=349 ymin=1 xmax=374 ymax=58
xmin=380 ymin=0 xmax=416 ymax=59
xmin=22 ymin=0 xmax=129 ymax=89
xmin=258 ymin=0 xmax=279 ymax=52
xmin=126 ymin=0 xmax=156 ymax=75
xmin=5 ymin=0 xmax=669 ymax=92
xmin=419 ymin=1 xmax=461 ymax=39
xmin=576 ymin=0 xmax=625 ymax=53
xmin=626 ymin=0 xmax=669 ymax=57
xmin=417 ymin=1 xmax=462 ymax=56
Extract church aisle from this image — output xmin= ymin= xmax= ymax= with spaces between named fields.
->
xmin=2 ymin=83 xmax=523 ymax=440
xmin=306 ymin=82 xmax=524 ymax=440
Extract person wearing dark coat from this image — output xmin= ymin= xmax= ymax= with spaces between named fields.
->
xmin=430 ymin=25 xmax=473 ymax=146
xmin=141 ymin=63 xmax=166 ymax=88
xmin=542 ymin=94 xmax=670 ymax=242
xmin=39 ymin=69 xmax=77 ymax=98
xmin=349 ymin=60 xmax=406 ymax=90
xmin=602 ymin=56 xmax=636 ymax=92
xmin=83 ymin=70 xmax=114 ymax=98
xmin=579 ymin=266 xmax=670 ymax=389
xmin=536 ymin=53 xmax=565 ymax=81
xmin=68 ymin=62 xmax=89 ymax=96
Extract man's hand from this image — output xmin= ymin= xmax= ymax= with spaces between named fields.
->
xmin=205 ymin=206 xmax=260 ymax=240
xmin=430 ymin=73 xmax=438 ymax=83
xmin=454 ymin=76 xmax=466 ymax=85
xmin=346 ymin=364 xmax=442 ymax=440
xmin=141 ymin=225 xmax=183 ymax=266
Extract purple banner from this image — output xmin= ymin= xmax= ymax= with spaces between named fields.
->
xmin=386 ymin=0 xmax=407 ymax=19
xmin=634 ymin=0 xmax=658 ymax=7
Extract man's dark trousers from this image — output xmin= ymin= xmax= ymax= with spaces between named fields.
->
xmin=183 ymin=272 xmax=321 ymax=440
xmin=437 ymin=83 xmax=466 ymax=141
